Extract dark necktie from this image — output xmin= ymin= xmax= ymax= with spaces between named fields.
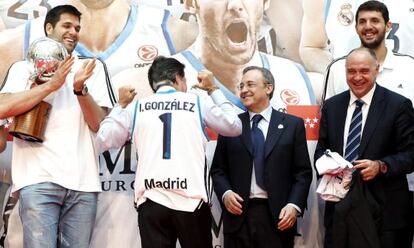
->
xmin=344 ymin=100 xmax=364 ymax=162
xmin=251 ymin=114 xmax=265 ymax=189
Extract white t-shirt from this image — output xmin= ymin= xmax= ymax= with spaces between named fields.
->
xmin=1 ymin=56 xmax=113 ymax=193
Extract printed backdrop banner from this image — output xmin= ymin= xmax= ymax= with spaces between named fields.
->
xmin=0 ymin=0 xmax=326 ymax=248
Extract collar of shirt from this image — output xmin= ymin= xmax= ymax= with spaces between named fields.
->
xmin=248 ymin=104 xmax=272 ymax=124
xmin=156 ymin=85 xmax=176 ymax=93
xmin=380 ymin=47 xmax=394 ymax=72
xmin=348 ymin=83 xmax=376 ymax=108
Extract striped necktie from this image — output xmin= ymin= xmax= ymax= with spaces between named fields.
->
xmin=344 ymin=100 xmax=364 ymax=162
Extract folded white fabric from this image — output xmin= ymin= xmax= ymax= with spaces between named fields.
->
xmin=316 ymin=150 xmax=354 ymax=202
xmin=316 ymin=168 xmax=353 ymax=202
xmin=315 ymin=149 xmax=353 ymax=175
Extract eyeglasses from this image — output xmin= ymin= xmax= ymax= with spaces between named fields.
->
xmin=237 ymin=82 xmax=258 ymax=90
xmin=237 ymin=82 xmax=271 ymax=91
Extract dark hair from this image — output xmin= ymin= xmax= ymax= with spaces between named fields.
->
xmin=242 ymin=66 xmax=275 ymax=99
xmin=148 ymin=56 xmax=185 ymax=92
xmin=356 ymin=0 xmax=389 ymax=24
xmin=43 ymin=5 xmax=82 ymax=36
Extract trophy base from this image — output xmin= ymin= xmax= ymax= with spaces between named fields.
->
xmin=9 ymin=101 xmax=51 ymax=143
xmin=8 ymin=131 xmax=44 ymax=143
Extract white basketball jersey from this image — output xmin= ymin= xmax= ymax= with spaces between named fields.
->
xmin=325 ymin=0 xmax=414 ymax=58
xmin=133 ymin=89 xmax=208 ymax=212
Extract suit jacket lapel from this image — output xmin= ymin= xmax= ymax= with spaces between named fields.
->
xmin=240 ymin=112 xmax=254 ymax=155
xmin=359 ymin=85 xmax=385 ymax=156
xmin=264 ymin=109 xmax=285 ymax=158
xmin=334 ymin=94 xmax=350 ymax=156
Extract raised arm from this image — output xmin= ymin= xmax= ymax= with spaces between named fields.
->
xmin=96 ymin=86 xmax=136 ymax=152
xmin=73 ymin=59 xmax=109 ymax=132
xmin=193 ymin=70 xmax=242 ymax=137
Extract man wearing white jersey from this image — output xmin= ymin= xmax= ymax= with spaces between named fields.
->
xmin=300 ymin=0 xmax=414 ymax=73
xmin=0 ymin=5 xmax=112 ymax=247
xmin=97 ymin=56 xmax=242 ymax=248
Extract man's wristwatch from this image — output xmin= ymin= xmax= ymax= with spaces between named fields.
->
xmin=377 ymin=160 xmax=388 ymax=174
xmin=73 ymin=85 xmax=88 ymax=96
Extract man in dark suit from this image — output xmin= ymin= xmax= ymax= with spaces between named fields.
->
xmin=315 ymin=47 xmax=414 ymax=248
xmin=211 ymin=66 xmax=312 ymax=248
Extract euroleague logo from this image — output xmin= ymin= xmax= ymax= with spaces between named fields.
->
xmin=280 ymin=89 xmax=300 ymax=105
xmin=137 ymin=45 xmax=158 ymax=61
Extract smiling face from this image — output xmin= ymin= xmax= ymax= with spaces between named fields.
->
xmin=355 ymin=10 xmax=391 ymax=49
xmin=345 ymin=49 xmax=379 ymax=99
xmin=239 ymin=69 xmax=273 ymax=112
xmin=45 ymin=13 xmax=80 ymax=54
xmin=194 ymin=0 xmax=266 ymax=65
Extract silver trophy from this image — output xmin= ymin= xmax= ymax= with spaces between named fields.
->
xmin=9 ymin=38 xmax=68 ymax=143
xmin=27 ymin=37 xmax=68 ymax=84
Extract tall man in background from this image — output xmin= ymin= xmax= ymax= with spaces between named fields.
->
xmin=300 ymin=0 xmax=414 ymax=73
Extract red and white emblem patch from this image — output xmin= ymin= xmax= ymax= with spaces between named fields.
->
xmin=137 ymin=45 xmax=159 ymax=61
xmin=280 ymin=89 xmax=300 ymax=105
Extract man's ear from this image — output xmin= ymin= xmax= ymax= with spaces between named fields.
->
xmin=266 ymin=83 xmax=274 ymax=96
xmin=263 ymin=0 xmax=270 ymax=12
xmin=45 ymin=23 xmax=53 ymax=36
xmin=385 ymin=21 xmax=392 ymax=33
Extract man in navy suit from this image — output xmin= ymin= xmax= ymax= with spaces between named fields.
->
xmin=211 ymin=66 xmax=312 ymax=248
xmin=315 ymin=47 xmax=414 ymax=248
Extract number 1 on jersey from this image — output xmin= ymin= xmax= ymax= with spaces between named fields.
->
xmin=159 ymin=113 xmax=172 ymax=159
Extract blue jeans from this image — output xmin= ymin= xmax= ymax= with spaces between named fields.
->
xmin=19 ymin=182 xmax=97 ymax=248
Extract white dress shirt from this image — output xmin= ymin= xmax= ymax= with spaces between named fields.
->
xmin=343 ymin=84 xmax=376 ymax=155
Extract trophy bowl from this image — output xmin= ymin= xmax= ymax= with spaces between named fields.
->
xmin=9 ymin=37 xmax=67 ymax=143
xmin=27 ymin=37 xmax=68 ymax=84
